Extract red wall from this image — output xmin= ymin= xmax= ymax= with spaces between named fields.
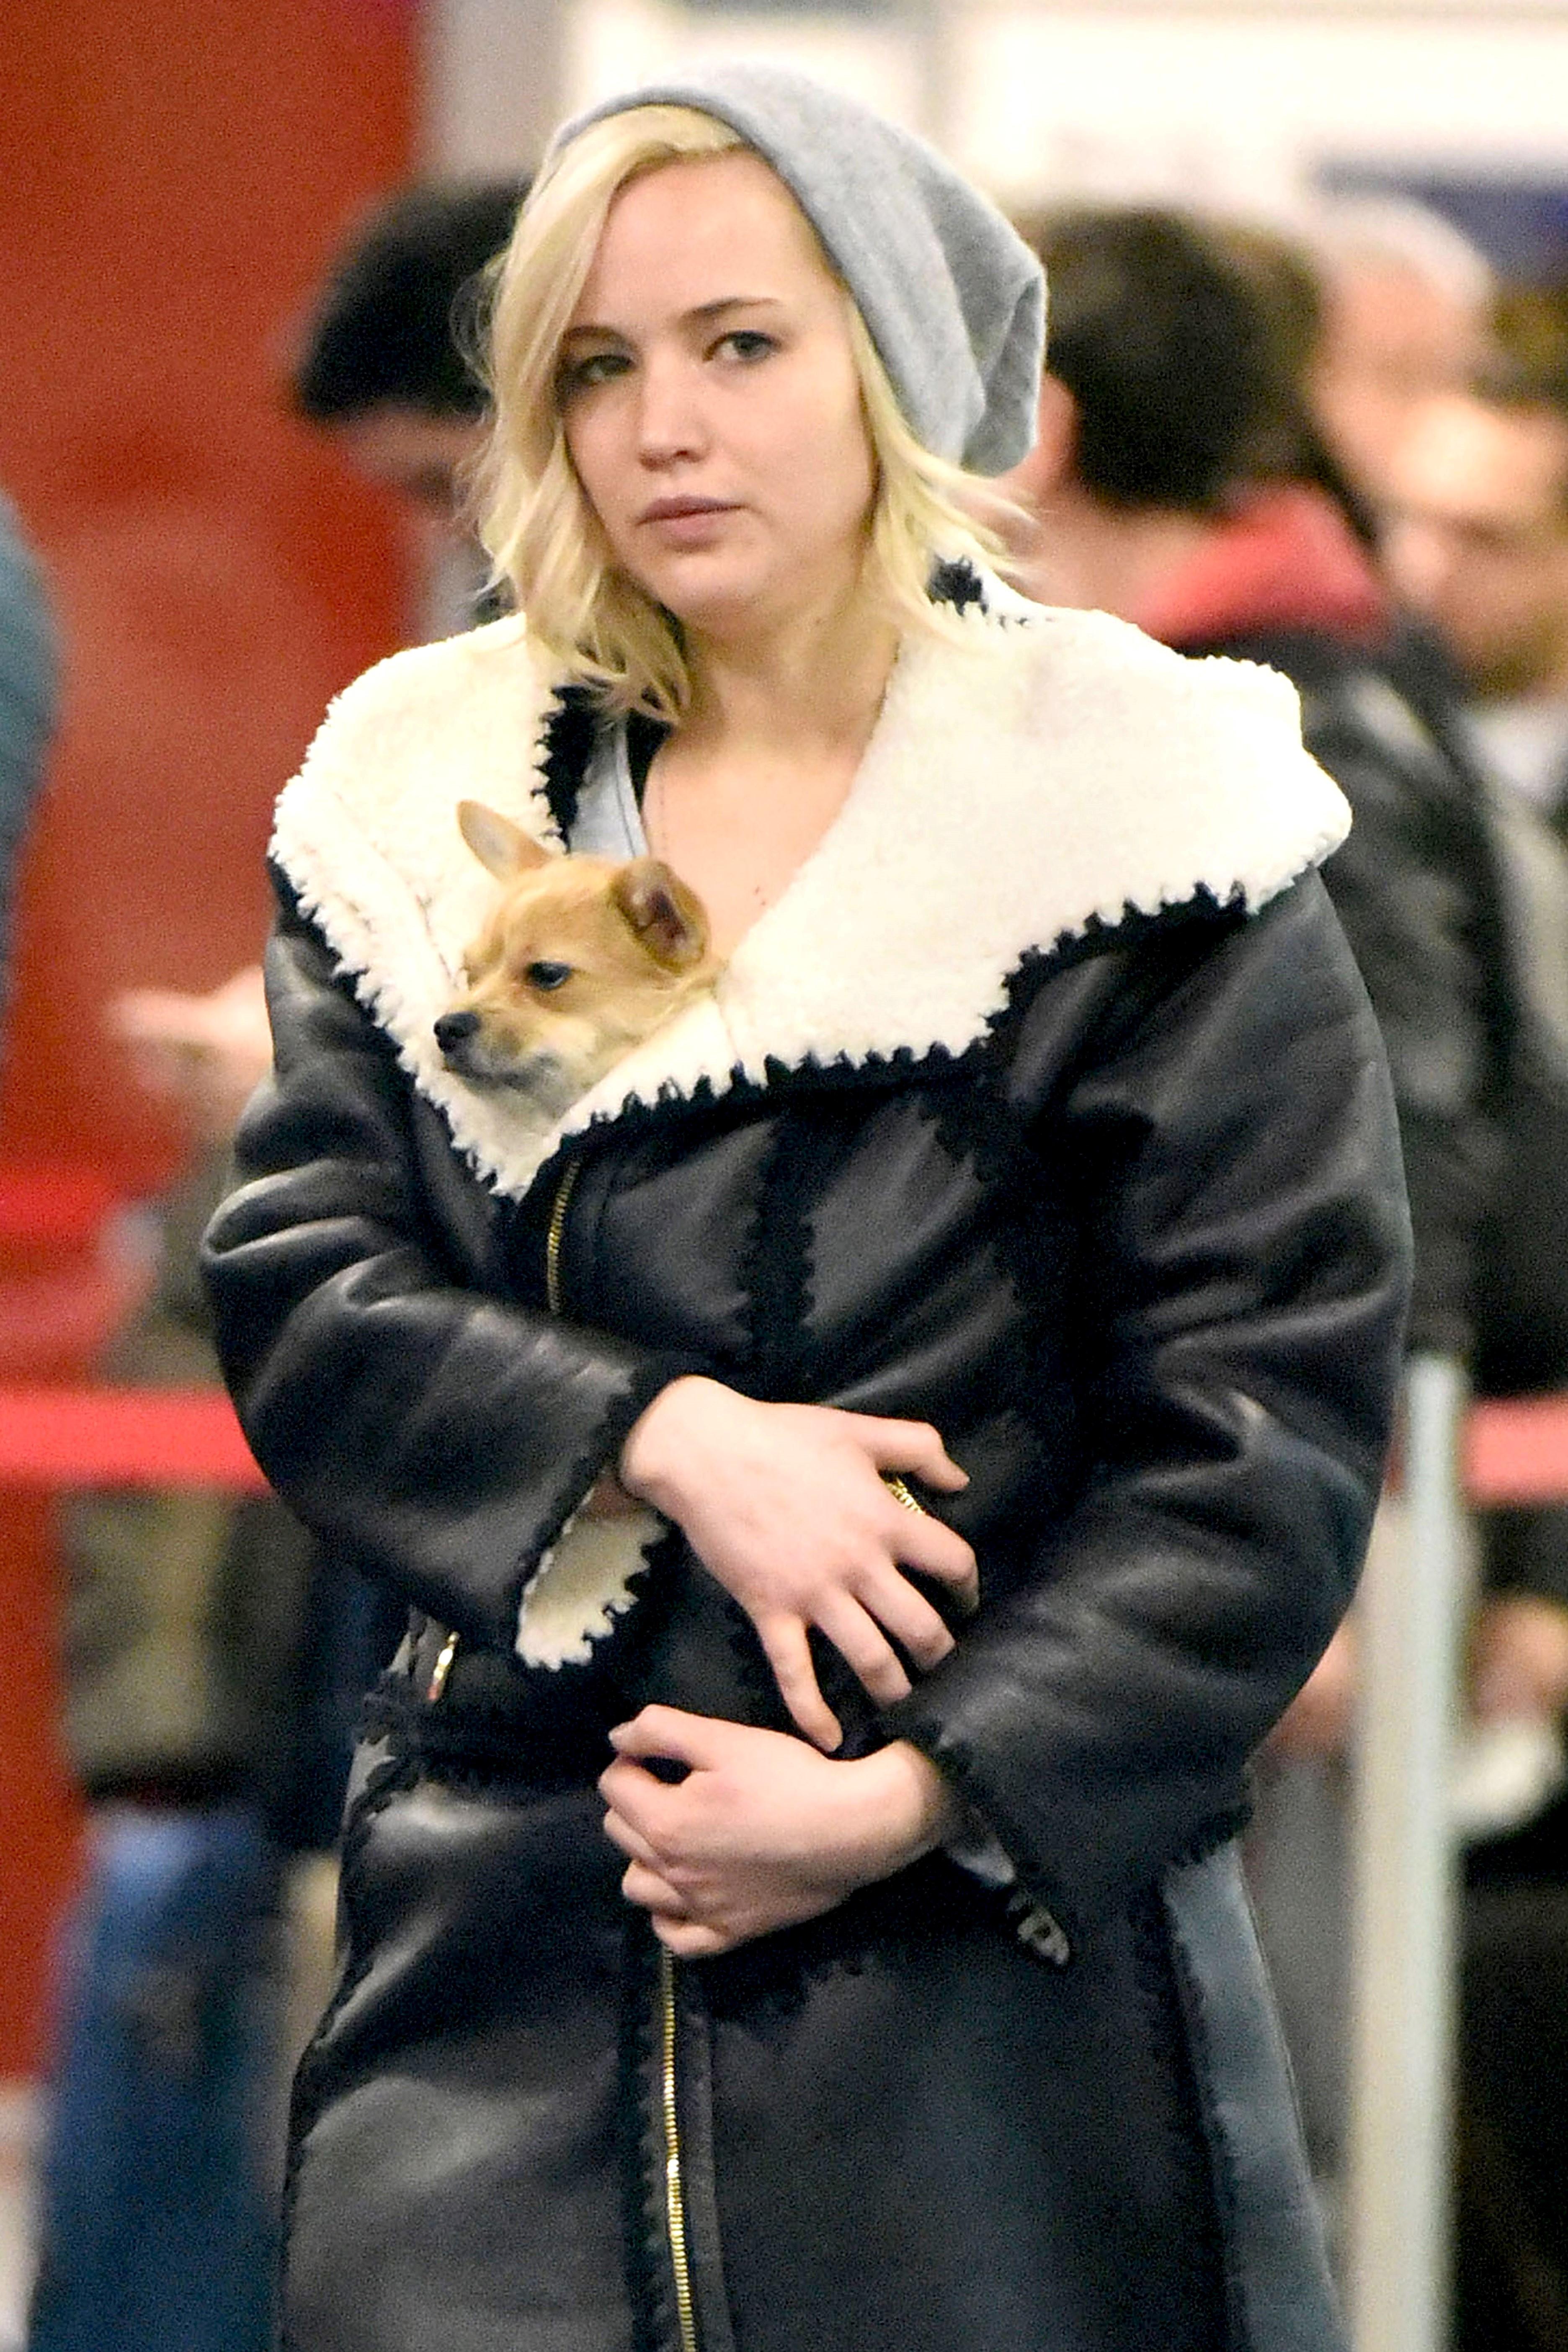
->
xmin=0 ymin=0 xmax=415 ymax=2074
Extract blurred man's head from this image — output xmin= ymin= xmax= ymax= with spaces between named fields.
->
xmin=1384 ymin=374 xmax=1568 ymax=699
xmin=1001 ymin=205 xmax=1385 ymax=645
xmin=1307 ymin=197 xmax=1493 ymax=508
xmin=1014 ymin=206 xmax=1287 ymax=516
xmin=291 ymin=179 xmax=529 ymax=529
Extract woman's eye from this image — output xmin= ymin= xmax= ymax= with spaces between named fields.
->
xmin=524 ymin=960 xmax=573 ymax=992
xmin=717 ymin=330 xmax=777 ymax=364
xmin=560 ymin=349 xmax=629 ymax=396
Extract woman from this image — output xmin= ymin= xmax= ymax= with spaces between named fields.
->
xmin=204 ymin=63 xmax=1409 ymax=2352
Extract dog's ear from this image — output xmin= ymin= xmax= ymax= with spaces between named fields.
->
xmin=611 ymin=860 xmax=711 ymax=971
xmin=457 ymin=800 xmax=550 ymax=880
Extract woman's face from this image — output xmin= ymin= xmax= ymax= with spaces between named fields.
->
xmin=558 ymin=150 xmax=877 ymax=645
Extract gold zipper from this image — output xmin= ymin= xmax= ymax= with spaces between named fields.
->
xmin=658 ymin=1945 xmax=700 ymax=2352
xmin=426 ymin=1628 xmax=460 ymax=1703
xmin=882 ymin=1473 xmax=926 ymax=1516
xmin=545 ymin=1157 xmax=583 ymax=1317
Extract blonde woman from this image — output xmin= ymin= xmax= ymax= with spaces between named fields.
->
xmin=206 ymin=64 xmax=1408 ymax=2352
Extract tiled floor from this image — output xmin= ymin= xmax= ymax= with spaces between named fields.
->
xmin=0 ymin=2085 xmax=37 ymax=2352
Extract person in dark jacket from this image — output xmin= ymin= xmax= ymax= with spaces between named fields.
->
xmin=1003 ymin=206 xmax=1512 ymax=1372
xmin=204 ymin=69 xmax=1408 ymax=2352
xmin=998 ymin=207 xmax=1568 ymax=2296
xmin=1384 ymin=357 xmax=1568 ymax=2348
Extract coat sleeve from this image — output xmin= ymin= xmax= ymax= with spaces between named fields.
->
xmin=887 ymin=875 xmax=1411 ymax=1941
xmin=201 ymin=881 xmax=696 ymax=1651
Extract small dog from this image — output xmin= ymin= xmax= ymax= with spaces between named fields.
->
xmin=434 ymin=799 xmax=720 ymax=1117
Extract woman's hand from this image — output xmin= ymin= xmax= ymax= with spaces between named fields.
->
xmin=618 ymin=1376 xmax=978 ymax=1748
xmin=599 ymin=1705 xmax=960 ymax=1957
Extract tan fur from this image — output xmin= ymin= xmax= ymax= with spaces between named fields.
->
xmin=436 ymin=799 xmax=720 ymax=1117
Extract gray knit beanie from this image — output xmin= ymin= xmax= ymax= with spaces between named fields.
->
xmin=549 ymin=62 xmax=1045 ymax=476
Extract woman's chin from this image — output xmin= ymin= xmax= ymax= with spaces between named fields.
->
xmin=642 ymin=560 xmax=856 ymax=650
xmin=648 ymin=578 xmax=778 ymax=642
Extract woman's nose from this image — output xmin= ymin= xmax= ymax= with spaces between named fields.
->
xmin=635 ymin=354 xmax=706 ymax=464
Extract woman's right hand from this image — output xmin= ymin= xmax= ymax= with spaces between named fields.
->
xmin=618 ymin=1377 xmax=977 ymax=1749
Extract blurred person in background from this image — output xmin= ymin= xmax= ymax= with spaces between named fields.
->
xmin=28 ymin=975 xmax=311 ymax=2352
xmin=1386 ymin=345 xmax=1568 ymax=2349
xmin=1385 ymin=353 xmax=1568 ymax=826
xmin=1308 ymin=194 xmax=1496 ymax=516
xmin=1004 ymin=204 xmax=1513 ymax=1380
xmin=1233 ymin=206 xmax=1508 ymax=808
xmin=23 ymin=176 xmax=531 ymax=2352
xmin=288 ymin=177 xmax=529 ymax=625
xmin=0 ymin=493 xmax=56 ymax=1034
xmin=999 ymin=204 xmax=1521 ymax=2219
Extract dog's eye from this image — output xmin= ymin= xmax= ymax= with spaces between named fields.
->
xmin=524 ymin=960 xmax=573 ymax=992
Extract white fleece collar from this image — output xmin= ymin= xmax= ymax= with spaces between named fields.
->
xmin=270 ymin=583 xmax=1349 ymax=1206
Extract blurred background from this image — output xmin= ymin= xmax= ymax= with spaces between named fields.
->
xmin=5 ymin=1 xmax=1568 ymax=2344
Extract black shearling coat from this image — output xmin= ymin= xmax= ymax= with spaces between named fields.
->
xmin=204 ymin=581 xmax=1410 ymax=2352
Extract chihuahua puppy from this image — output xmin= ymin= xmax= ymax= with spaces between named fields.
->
xmin=434 ymin=799 xmax=719 ymax=1117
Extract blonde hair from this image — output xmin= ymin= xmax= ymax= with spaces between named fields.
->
xmin=472 ymin=105 xmax=1007 ymax=720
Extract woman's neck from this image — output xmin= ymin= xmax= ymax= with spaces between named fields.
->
xmin=641 ymin=583 xmax=901 ymax=961
xmin=681 ymin=584 xmax=899 ymax=766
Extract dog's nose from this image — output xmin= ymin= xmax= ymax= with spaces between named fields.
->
xmin=434 ymin=1010 xmax=480 ymax=1055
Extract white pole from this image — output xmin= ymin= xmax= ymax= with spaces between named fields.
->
xmin=1347 ymin=1353 xmax=1470 ymax=2352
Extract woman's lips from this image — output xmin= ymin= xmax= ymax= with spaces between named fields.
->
xmin=637 ymin=497 xmax=740 ymax=542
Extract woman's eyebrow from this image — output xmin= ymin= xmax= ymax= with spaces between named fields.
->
xmin=564 ymin=295 xmax=787 ymax=343
xmin=683 ymin=295 xmax=787 ymax=324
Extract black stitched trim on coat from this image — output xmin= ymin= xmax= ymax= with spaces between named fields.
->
xmin=536 ymin=683 xmax=600 ymax=843
xmin=921 ymin=886 xmax=1252 ymax=1446
xmin=513 ymin=880 xmax=1256 ymax=1196
xmin=983 ymin=883 xmax=1249 ymax=1079
xmin=536 ymin=685 xmax=669 ymax=840
xmin=508 ymin=1345 xmax=696 ymax=1622
xmin=929 ymin=554 xmax=988 ymax=612
xmin=745 ymin=1106 xmax=830 ymax=1402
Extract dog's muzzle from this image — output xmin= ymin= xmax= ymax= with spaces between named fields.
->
xmin=433 ymin=1012 xmax=574 ymax=1109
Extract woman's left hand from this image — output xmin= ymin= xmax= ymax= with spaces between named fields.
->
xmin=599 ymin=1706 xmax=960 ymax=1957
